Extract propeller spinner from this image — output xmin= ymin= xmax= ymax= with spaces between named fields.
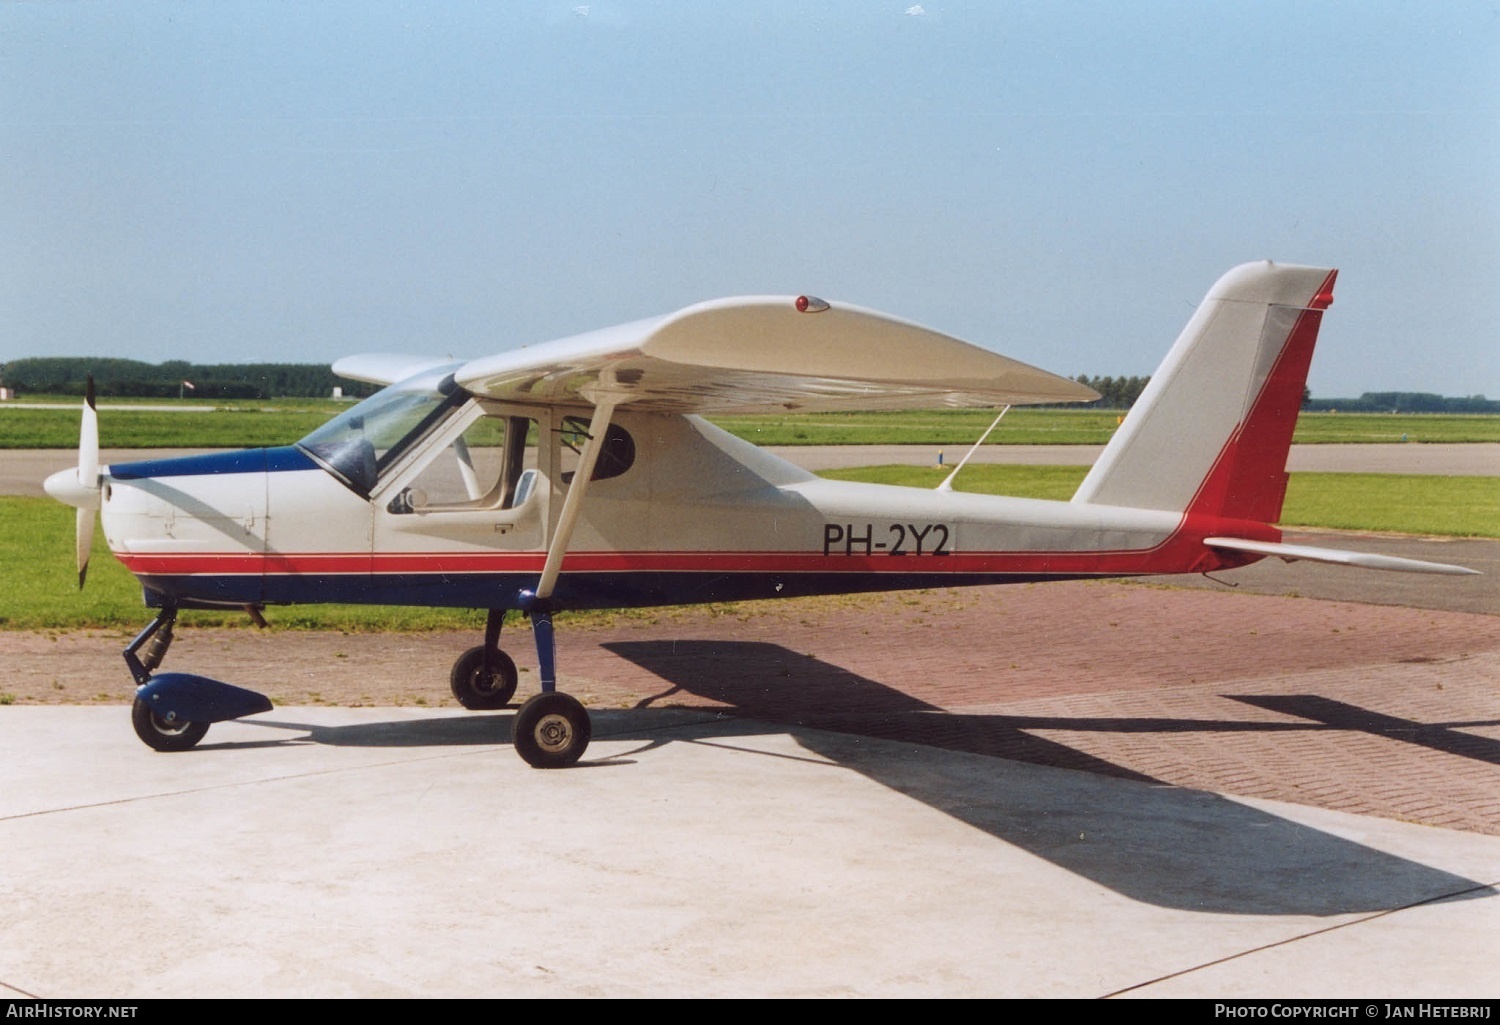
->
xmin=42 ymin=374 xmax=102 ymax=587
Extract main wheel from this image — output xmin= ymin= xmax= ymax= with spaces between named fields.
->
xmin=449 ymin=646 xmax=519 ymax=709
xmin=131 ymin=697 xmax=209 ymax=752
xmin=512 ymin=692 xmax=591 ymax=769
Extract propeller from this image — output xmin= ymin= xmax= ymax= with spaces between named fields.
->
xmin=42 ymin=374 xmax=102 ymax=588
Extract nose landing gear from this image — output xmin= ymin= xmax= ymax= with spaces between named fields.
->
xmin=123 ymin=604 xmax=273 ymax=752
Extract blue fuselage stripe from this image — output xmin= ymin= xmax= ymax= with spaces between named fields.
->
xmin=134 ymin=568 xmax=1116 ymax=610
xmin=110 ymin=446 xmax=316 ymax=480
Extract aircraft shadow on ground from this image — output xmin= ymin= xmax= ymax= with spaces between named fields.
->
xmin=602 ymin=638 xmax=1498 ymax=917
xmin=1229 ymin=694 xmax=1500 ymax=766
xmin=235 ymin=715 xmax=514 ymax=749
xmin=223 ymin=638 xmax=1496 ymax=917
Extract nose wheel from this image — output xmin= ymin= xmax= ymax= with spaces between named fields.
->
xmin=131 ymin=697 xmax=209 ymax=752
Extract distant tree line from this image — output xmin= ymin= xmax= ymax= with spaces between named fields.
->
xmin=1066 ymin=378 xmax=1498 ymax=414
xmin=1072 ymin=374 xmax=1151 ymax=409
xmin=0 ymin=358 xmax=380 ymax=400
xmin=1302 ymin=392 xmax=1500 ymax=414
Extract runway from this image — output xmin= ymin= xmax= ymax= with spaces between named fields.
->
xmin=768 ymin=442 xmax=1500 ymax=476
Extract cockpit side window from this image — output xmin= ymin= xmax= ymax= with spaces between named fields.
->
xmin=558 ymin=416 xmax=636 ymax=484
xmin=386 ymin=415 xmax=540 ymax=515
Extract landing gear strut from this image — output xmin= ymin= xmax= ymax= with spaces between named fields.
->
xmin=124 ymin=605 xmax=178 ymax=686
xmin=511 ymin=600 xmax=591 ymax=768
xmin=452 ymin=605 xmax=591 ymax=766
xmin=125 ymin=606 xmax=209 ymax=752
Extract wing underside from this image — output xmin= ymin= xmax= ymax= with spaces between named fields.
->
xmin=452 ymin=296 xmax=1098 ymax=413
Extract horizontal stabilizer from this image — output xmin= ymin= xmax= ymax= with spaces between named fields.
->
xmin=1206 ymin=537 xmax=1479 ymax=576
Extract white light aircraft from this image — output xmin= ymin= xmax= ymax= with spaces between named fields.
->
xmin=44 ymin=261 xmax=1476 ymax=767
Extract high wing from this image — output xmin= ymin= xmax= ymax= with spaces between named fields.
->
xmin=450 ymin=296 xmax=1098 ymax=413
xmin=332 ymin=353 xmax=460 ymax=387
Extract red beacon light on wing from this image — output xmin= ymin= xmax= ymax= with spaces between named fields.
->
xmin=794 ymin=295 xmax=830 ymax=313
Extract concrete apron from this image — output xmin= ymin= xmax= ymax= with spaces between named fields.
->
xmin=1 ymin=706 xmax=1497 ymax=999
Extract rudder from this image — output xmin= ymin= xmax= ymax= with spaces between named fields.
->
xmin=1071 ymin=261 xmax=1337 ymax=529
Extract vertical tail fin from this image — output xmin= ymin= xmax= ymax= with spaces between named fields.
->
xmin=1071 ymin=261 xmax=1336 ymax=528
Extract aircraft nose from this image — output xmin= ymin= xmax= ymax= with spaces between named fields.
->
xmin=44 ymin=468 xmax=93 ymax=510
xmin=44 ymin=467 xmax=101 ymax=510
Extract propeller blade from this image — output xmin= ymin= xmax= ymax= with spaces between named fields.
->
xmin=41 ymin=374 xmax=105 ymax=588
xmin=75 ymin=374 xmax=100 ymax=589
xmin=76 ymin=506 xmax=94 ymax=588
xmin=79 ymin=374 xmax=98 ymax=488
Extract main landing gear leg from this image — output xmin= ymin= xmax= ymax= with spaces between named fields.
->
xmin=450 ymin=609 xmax=519 ymax=710
xmin=508 ymin=399 xmax=612 ymax=769
xmin=512 ymin=603 xmax=591 ymax=769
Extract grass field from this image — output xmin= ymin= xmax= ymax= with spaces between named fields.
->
xmin=3 ymin=465 xmax=1493 ymax=631
xmin=715 ymin=409 xmax=1500 ymax=446
xmin=0 ymin=403 xmax=337 ymax=449
xmin=3 ymin=400 xmax=1498 ymax=448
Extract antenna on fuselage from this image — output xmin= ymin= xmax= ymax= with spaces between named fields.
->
xmin=936 ymin=405 xmax=1009 ymax=492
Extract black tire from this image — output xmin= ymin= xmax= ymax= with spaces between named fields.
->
xmin=131 ymin=697 xmax=209 ymax=752
xmin=449 ymin=646 xmax=519 ymax=710
xmin=513 ymin=692 xmax=591 ymax=769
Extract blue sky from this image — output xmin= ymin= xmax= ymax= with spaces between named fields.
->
xmin=2 ymin=1 xmax=1496 ymax=397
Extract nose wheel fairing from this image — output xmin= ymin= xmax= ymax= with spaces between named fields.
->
xmin=129 ymin=674 xmax=273 ymax=753
xmin=135 ymin=673 xmax=274 ymax=727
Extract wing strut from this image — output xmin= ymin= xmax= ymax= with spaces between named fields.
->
xmin=937 ymin=405 xmax=1009 ymax=492
xmin=523 ymin=399 xmax=618 ymax=704
xmin=451 ymin=435 xmax=484 ymax=501
xmin=536 ymin=399 xmax=617 ymax=602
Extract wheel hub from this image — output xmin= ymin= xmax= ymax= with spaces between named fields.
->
xmin=151 ymin=712 xmax=190 ymax=735
xmin=534 ymin=713 xmax=572 ymax=753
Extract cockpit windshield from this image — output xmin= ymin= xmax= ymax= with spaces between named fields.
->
xmin=298 ymin=365 xmax=468 ymax=495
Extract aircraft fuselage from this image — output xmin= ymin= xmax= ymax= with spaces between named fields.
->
xmin=97 ymin=404 xmax=1260 ymax=613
